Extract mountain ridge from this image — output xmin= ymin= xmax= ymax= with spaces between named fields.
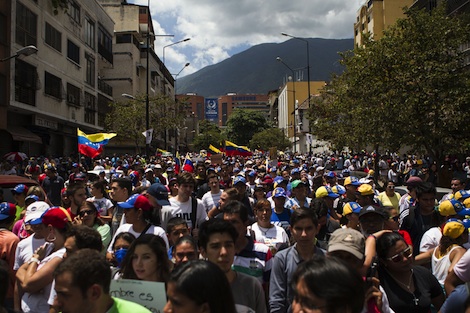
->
xmin=177 ymin=38 xmax=354 ymax=97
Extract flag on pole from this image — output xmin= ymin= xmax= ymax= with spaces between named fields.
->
xmin=208 ymin=144 xmax=222 ymax=154
xmin=225 ymin=140 xmax=252 ymax=157
xmin=77 ymin=129 xmax=116 ymax=158
xmin=182 ymin=154 xmax=194 ymax=173
xmin=174 ymin=152 xmax=181 ymax=174
xmin=142 ymin=129 xmax=154 ymax=145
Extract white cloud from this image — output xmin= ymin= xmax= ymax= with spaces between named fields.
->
xmin=132 ymin=0 xmax=365 ymax=75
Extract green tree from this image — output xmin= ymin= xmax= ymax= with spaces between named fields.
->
xmin=226 ymin=109 xmax=270 ymax=145
xmin=192 ymin=120 xmax=226 ymax=151
xmin=249 ymin=128 xmax=291 ymax=151
xmin=105 ymin=94 xmax=184 ymax=153
xmin=310 ymin=3 xmax=470 ymax=161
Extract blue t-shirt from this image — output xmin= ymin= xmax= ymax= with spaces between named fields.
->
xmin=271 ymin=209 xmax=291 ymax=237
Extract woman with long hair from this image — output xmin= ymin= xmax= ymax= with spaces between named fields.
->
xmin=164 ymin=260 xmax=237 ymax=313
xmin=120 ymin=234 xmax=172 ymax=282
xmin=376 ymin=232 xmax=444 ymax=312
xmin=16 ymin=207 xmax=72 ymax=313
xmin=76 ymin=201 xmax=111 ymax=252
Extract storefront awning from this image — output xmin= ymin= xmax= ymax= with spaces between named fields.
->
xmin=7 ymin=126 xmax=42 ymax=144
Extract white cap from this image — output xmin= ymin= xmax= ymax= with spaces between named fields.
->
xmin=155 ymin=164 xmax=162 ymax=169
xmin=145 ymin=168 xmax=153 ymax=173
xmin=24 ymin=201 xmax=50 ymax=224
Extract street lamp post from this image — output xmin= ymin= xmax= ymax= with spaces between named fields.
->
xmin=277 ymin=57 xmax=297 ymax=154
xmin=0 ymin=45 xmax=38 ymax=62
xmin=281 ymin=33 xmax=311 ymax=153
xmin=172 ymin=62 xmax=190 ymax=153
xmin=162 ymin=38 xmax=191 ymax=64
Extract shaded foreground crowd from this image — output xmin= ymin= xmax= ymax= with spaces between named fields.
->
xmin=2 ymin=153 xmax=470 ymax=313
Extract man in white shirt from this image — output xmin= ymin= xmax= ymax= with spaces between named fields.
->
xmin=201 ymin=173 xmax=222 ymax=213
xmin=160 ymin=172 xmax=207 ymax=232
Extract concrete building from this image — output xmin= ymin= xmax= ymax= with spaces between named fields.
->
xmin=98 ymin=0 xmax=175 ymax=154
xmin=354 ymin=0 xmax=414 ymax=47
xmin=176 ymin=93 xmax=204 ymax=152
xmin=216 ymin=94 xmax=270 ymax=127
xmin=1 ymin=0 xmax=115 ymax=156
xmin=277 ymin=81 xmax=325 ymax=154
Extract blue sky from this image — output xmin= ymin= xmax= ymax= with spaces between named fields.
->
xmin=131 ymin=0 xmax=365 ymax=77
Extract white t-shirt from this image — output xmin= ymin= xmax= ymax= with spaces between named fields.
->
xmin=14 ymin=235 xmax=46 ymax=270
xmin=21 ymin=247 xmax=66 ymax=313
xmin=419 ymin=227 xmax=442 ymax=253
xmin=250 ymin=223 xmax=289 ymax=253
xmin=87 ymin=196 xmax=114 ymax=216
xmin=107 ymin=223 xmax=169 ymax=252
xmin=160 ymin=197 xmax=208 ymax=230
xmin=201 ymin=190 xmax=222 ymax=213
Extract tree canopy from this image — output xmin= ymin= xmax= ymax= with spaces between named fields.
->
xmin=105 ymin=94 xmax=184 ymax=153
xmin=226 ymin=109 xmax=270 ymax=145
xmin=192 ymin=120 xmax=226 ymax=151
xmin=249 ymin=128 xmax=291 ymax=151
xmin=310 ymin=3 xmax=470 ymax=161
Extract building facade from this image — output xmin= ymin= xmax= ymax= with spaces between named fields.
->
xmin=1 ymin=0 xmax=115 ymax=156
xmin=354 ymin=0 xmax=414 ymax=47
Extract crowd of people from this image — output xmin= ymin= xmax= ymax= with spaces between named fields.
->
xmin=1 ymin=151 xmax=470 ymax=312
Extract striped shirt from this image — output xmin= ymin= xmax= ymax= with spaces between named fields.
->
xmin=233 ymin=236 xmax=273 ymax=286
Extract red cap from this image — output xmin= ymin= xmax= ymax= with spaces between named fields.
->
xmin=133 ymin=195 xmax=153 ymax=211
xmin=41 ymin=207 xmax=72 ymax=229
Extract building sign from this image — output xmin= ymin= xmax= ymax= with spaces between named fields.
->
xmin=34 ymin=116 xmax=58 ymax=130
xmin=204 ymin=98 xmax=218 ymax=122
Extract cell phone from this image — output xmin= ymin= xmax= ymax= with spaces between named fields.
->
xmin=366 ymin=259 xmax=378 ymax=288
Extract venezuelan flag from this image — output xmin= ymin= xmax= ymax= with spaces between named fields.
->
xmin=182 ymin=154 xmax=194 ymax=173
xmin=77 ymin=129 xmax=116 ymax=158
xmin=209 ymin=144 xmax=222 ymax=154
xmin=225 ymin=140 xmax=252 ymax=157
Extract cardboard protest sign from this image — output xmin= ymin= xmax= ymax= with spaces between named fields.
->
xmin=110 ymin=279 xmax=166 ymax=313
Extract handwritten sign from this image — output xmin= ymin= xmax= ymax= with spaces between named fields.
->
xmin=110 ymin=279 xmax=166 ymax=313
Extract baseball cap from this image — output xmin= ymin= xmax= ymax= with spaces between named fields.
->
xmin=358 ymin=205 xmax=387 ymax=219
xmin=327 ymin=228 xmax=365 ymax=260
xmin=0 ymin=202 xmax=16 ymax=221
xmin=455 ymin=190 xmax=470 ymax=201
xmin=12 ymin=184 xmax=28 ymax=194
xmin=291 ymin=180 xmax=308 ymax=189
xmin=358 ymin=178 xmax=372 ymax=184
xmin=40 ymin=207 xmax=72 ymax=229
xmin=273 ymin=187 xmax=287 ymax=198
xmin=74 ymin=172 xmax=87 ymax=181
xmin=356 ymin=184 xmax=374 ymax=196
xmin=25 ymin=195 xmax=39 ymax=203
xmin=233 ymin=176 xmax=246 ymax=185
xmin=273 ymin=176 xmax=285 ymax=185
xmin=291 ymin=168 xmax=300 ymax=175
xmin=443 ymin=219 xmax=469 ymax=239
xmin=405 ymin=176 xmax=423 ymax=187
xmin=133 ymin=195 xmax=153 ymax=211
xmin=145 ymin=168 xmax=153 ymax=173
xmin=325 ymin=171 xmax=336 ymax=179
xmin=248 ymin=171 xmax=256 ymax=177
xmin=117 ymin=194 xmax=140 ymax=209
xmin=342 ymin=202 xmax=362 ymax=215
xmin=155 ymin=164 xmax=163 ymax=169
xmin=438 ymin=199 xmax=470 ymax=217
xmin=332 ymin=185 xmax=346 ymax=195
xmin=261 ymin=176 xmax=274 ymax=185
xmin=25 ymin=201 xmax=50 ymax=224
xmin=147 ymin=183 xmax=171 ymax=206
xmin=344 ymin=176 xmax=361 ymax=187
xmin=72 ymin=163 xmax=79 ymax=168
xmin=315 ymin=186 xmax=339 ymax=199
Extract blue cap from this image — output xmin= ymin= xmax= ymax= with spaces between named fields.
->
xmin=117 ymin=194 xmax=140 ymax=209
xmin=0 ymin=202 xmax=16 ymax=220
xmin=269 ymin=167 xmax=277 ymax=173
xmin=72 ymin=163 xmax=79 ymax=168
xmin=291 ymin=168 xmax=300 ymax=175
xmin=12 ymin=184 xmax=28 ymax=194
xmin=332 ymin=185 xmax=346 ymax=195
xmin=248 ymin=170 xmax=256 ymax=177
xmin=147 ymin=183 xmax=170 ymax=206
xmin=234 ymin=176 xmax=246 ymax=185
xmin=292 ymin=159 xmax=300 ymax=164
xmin=25 ymin=195 xmax=39 ymax=202
xmin=273 ymin=187 xmax=287 ymax=198
xmin=273 ymin=176 xmax=285 ymax=184
xmin=325 ymin=171 xmax=336 ymax=179
xmin=233 ymin=167 xmax=240 ymax=173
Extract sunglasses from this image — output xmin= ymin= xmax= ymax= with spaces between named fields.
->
xmin=79 ymin=209 xmax=96 ymax=217
xmin=386 ymin=246 xmax=412 ymax=263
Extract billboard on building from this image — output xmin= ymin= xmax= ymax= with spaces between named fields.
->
xmin=204 ymin=98 xmax=218 ymax=123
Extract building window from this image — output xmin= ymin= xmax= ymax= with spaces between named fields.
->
xmin=45 ymin=22 xmax=62 ymax=52
xmin=44 ymin=71 xmax=62 ymax=99
xmin=98 ymin=94 xmax=110 ymax=127
xmin=66 ymin=83 xmax=81 ymax=106
xmin=0 ymin=13 xmax=6 ymax=45
xmin=98 ymin=25 xmax=113 ymax=64
xmin=67 ymin=40 xmax=80 ymax=64
xmin=69 ymin=0 xmax=80 ymax=24
xmin=84 ymin=92 xmax=96 ymax=124
xmin=85 ymin=53 xmax=95 ymax=87
xmin=85 ymin=17 xmax=95 ymax=49
xmin=16 ymin=2 xmax=37 ymax=47
xmin=15 ymin=59 xmax=36 ymax=106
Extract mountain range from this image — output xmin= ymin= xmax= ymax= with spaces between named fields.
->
xmin=176 ymin=38 xmax=354 ymax=97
